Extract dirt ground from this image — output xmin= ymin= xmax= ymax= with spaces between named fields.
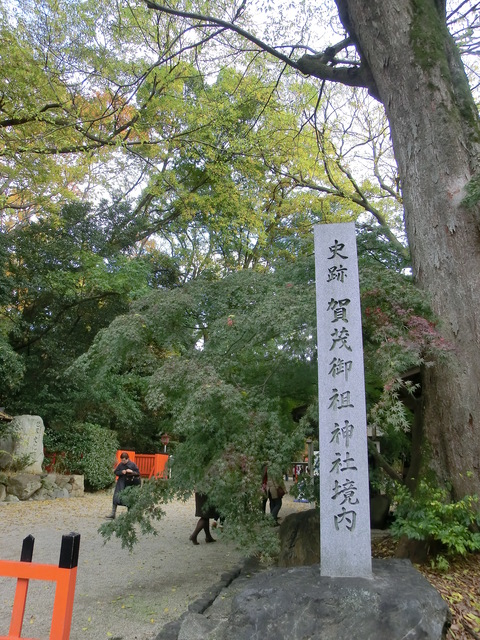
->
xmin=0 ymin=487 xmax=311 ymax=640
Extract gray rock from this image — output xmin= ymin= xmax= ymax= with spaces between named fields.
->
xmin=6 ymin=472 xmax=42 ymax=500
xmin=68 ymin=474 xmax=84 ymax=496
xmin=370 ymin=494 xmax=391 ymax=529
xmin=0 ymin=415 xmax=45 ymax=473
xmin=174 ymin=559 xmax=450 ymax=640
xmin=0 ymin=484 xmax=6 ymax=501
xmin=51 ymin=474 xmax=84 ymax=497
xmin=0 ymin=471 xmax=84 ymax=502
xmin=31 ymin=488 xmax=54 ymax=500
xmin=177 ymin=613 xmax=218 ymax=640
xmin=54 ymin=474 xmax=71 ymax=489
xmin=41 ymin=473 xmax=57 ymax=490
xmin=53 ymin=487 xmax=69 ymax=499
xmin=278 ymin=508 xmax=319 ymax=567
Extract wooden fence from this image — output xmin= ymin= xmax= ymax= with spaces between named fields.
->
xmin=115 ymin=451 xmax=169 ymax=479
xmin=0 ymin=533 xmax=80 ymax=640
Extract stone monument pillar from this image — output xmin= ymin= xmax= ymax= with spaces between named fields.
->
xmin=314 ymin=222 xmax=372 ymax=578
xmin=0 ymin=415 xmax=45 ymax=474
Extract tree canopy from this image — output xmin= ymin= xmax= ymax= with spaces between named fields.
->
xmin=2 ymin=0 xmax=480 ymax=547
xmin=82 ymin=239 xmax=441 ymax=549
xmin=132 ymin=0 xmax=480 ymax=501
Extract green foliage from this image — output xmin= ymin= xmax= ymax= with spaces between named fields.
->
xmin=1 ymin=200 xmax=177 ymax=418
xmin=67 ymin=259 xmax=317 ymax=447
xmin=462 ymin=173 xmax=480 ymax=208
xmin=43 ymin=422 xmax=119 ymax=490
xmin=99 ymin=479 xmax=169 ymax=550
xmin=1 ymin=1 xmax=409 ymax=442
xmin=77 ymin=240 xmax=437 ymax=551
xmin=289 ymin=474 xmax=319 ymax=506
xmin=360 ymin=262 xmax=451 ymax=438
xmin=391 ymin=481 xmax=480 ymax=560
xmin=0 ymin=339 xmax=24 ymax=394
xmin=0 ymin=450 xmax=33 ymax=472
xmin=1 ymin=0 xmax=406 ymax=279
xmin=79 ymin=263 xmax=313 ymax=551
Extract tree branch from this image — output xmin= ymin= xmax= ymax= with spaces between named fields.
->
xmin=296 ymin=54 xmax=378 ymax=96
xmin=0 ymin=103 xmax=63 ymax=128
xmin=143 ymin=0 xmax=380 ymax=96
xmin=368 ymin=439 xmax=403 ymax=484
xmin=144 ymin=0 xmax=299 ymax=71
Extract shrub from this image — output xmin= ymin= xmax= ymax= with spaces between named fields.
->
xmin=43 ymin=422 xmax=119 ymax=490
xmin=391 ymin=480 xmax=480 ymax=561
xmin=289 ymin=473 xmax=319 ymax=505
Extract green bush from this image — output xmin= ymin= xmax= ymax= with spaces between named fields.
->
xmin=391 ymin=480 xmax=480 ymax=560
xmin=43 ymin=422 xmax=119 ymax=490
xmin=289 ymin=473 xmax=319 ymax=505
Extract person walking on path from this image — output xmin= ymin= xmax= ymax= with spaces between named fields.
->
xmin=105 ymin=452 xmax=140 ymax=519
xmin=262 ymin=466 xmax=287 ymax=526
xmin=189 ymin=492 xmax=219 ymax=544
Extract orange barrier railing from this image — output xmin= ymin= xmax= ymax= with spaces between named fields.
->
xmin=135 ymin=453 xmax=155 ymax=477
xmin=115 ymin=451 xmax=169 ymax=479
xmin=0 ymin=532 xmax=80 ymax=640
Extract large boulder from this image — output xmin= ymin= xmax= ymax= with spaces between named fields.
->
xmin=278 ymin=508 xmax=319 ymax=567
xmin=6 ymin=472 xmax=42 ymax=500
xmin=157 ymin=511 xmax=450 ymax=640
xmin=0 ymin=415 xmax=45 ymax=473
xmin=278 ymin=505 xmax=393 ymax=568
xmin=370 ymin=494 xmax=391 ymax=529
xmin=169 ymin=559 xmax=451 ymax=640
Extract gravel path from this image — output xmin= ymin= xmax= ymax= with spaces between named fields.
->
xmin=0 ymin=487 xmax=311 ymax=640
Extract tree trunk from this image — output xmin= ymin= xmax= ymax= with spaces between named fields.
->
xmin=334 ymin=0 xmax=480 ymax=498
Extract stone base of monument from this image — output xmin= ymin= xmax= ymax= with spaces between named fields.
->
xmin=155 ymin=509 xmax=451 ymax=640
xmin=159 ymin=559 xmax=450 ymax=640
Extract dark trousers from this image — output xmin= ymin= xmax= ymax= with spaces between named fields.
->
xmin=263 ymin=493 xmax=282 ymax=521
xmin=270 ymin=497 xmax=282 ymax=521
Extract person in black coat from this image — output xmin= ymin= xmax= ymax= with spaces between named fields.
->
xmin=105 ymin=452 xmax=140 ymax=519
xmin=189 ymin=492 xmax=219 ymax=544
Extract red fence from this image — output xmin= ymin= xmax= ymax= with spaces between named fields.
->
xmin=0 ymin=533 xmax=80 ymax=640
xmin=115 ymin=451 xmax=169 ymax=479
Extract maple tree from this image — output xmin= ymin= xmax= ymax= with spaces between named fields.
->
xmin=139 ymin=0 xmax=480 ymax=501
xmin=3 ymin=0 xmax=480 ymax=508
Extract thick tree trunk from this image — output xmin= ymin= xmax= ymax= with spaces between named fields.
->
xmin=334 ymin=1 xmax=480 ymax=498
